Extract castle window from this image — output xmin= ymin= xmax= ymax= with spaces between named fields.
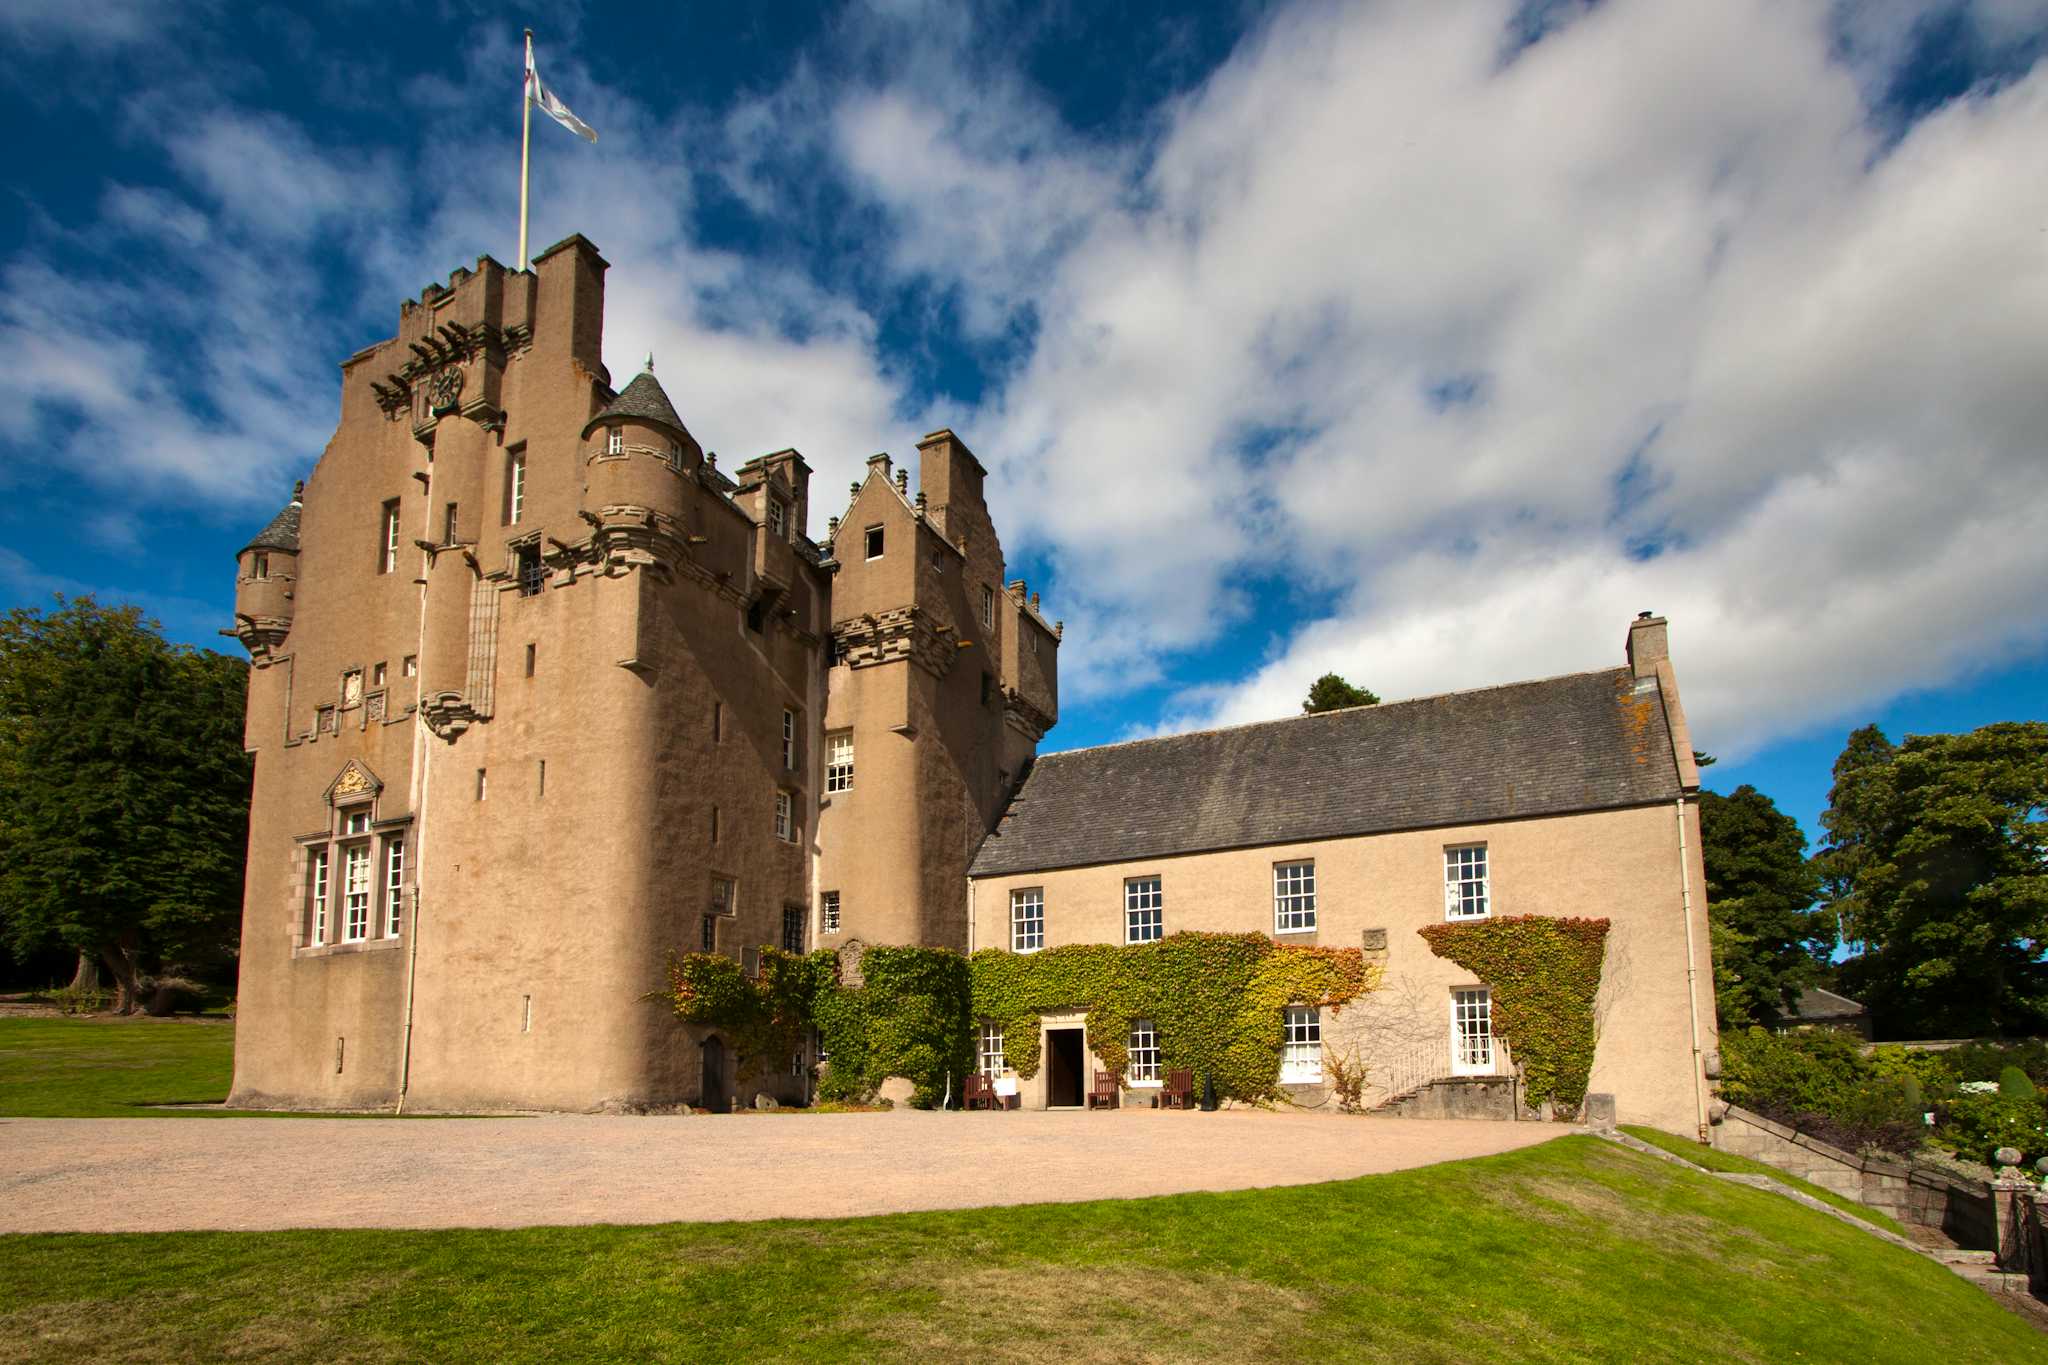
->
xmin=1010 ymin=888 xmax=1044 ymax=953
xmin=402 ymin=656 xmax=418 ymax=678
xmin=385 ymin=837 xmax=405 ymax=938
xmin=345 ymin=810 xmax=371 ymax=836
xmin=980 ymin=672 xmax=994 ymax=706
xmin=341 ymin=843 xmax=371 ymax=943
xmin=475 ymin=768 xmax=487 ymax=801
xmin=252 ymin=553 xmax=269 ymax=580
xmin=1281 ymin=1007 xmax=1322 ymax=1083
xmin=515 ymin=543 xmax=544 ymax=596
xmin=825 ymin=733 xmax=854 ymax=794
xmin=1125 ymin=877 xmax=1163 ymax=943
xmin=712 ymin=701 xmax=722 ymax=741
xmin=767 ymin=499 xmax=786 ymax=538
xmin=711 ymin=876 xmax=735 ymax=917
xmin=781 ymin=709 xmax=797 ymax=769
xmin=981 ymin=585 xmax=994 ymax=629
xmin=1444 ymin=845 xmax=1489 ymax=920
xmin=1274 ymin=861 xmax=1316 ymax=933
xmin=701 ymin=914 xmax=718 ymax=954
xmin=442 ymin=502 xmax=459 ymax=547
xmin=978 ymin=1022 xmax=1007 ymax=1077
xmin=1128 ymin=1019 xmax=1161 ymax=1085
xmin=710 ymin=804 xmax=720 ymax=843
xmin=821 ymin=890 xmax=840 ymax=934
xmin=782 ymin=906 xmax=804 ymax=954
xmin=774 ymin=791 xmax=795 ymax=842
xmin=309 ymin=848 xmax=329 ymax=946
xmin=524 ymin=644 xmax=536 ymax=677
xmin=507 ymin=448 xmax=527 ymax=525
xmin=373 ymin=662 xmax=387 ymax=687
xmin=864 ymin=525 xmax=884 ymax=560
xmin=380 ymin=500 xmax=401 ymax=574
xmin=607 ymin=427 xmax=624 ymax=456
xmin=668 ymin=440 xmax=682 ymax=470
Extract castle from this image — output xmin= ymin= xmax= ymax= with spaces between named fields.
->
xmin=230 ymin=235 xmax=1714 ymax=1132
xmin=228 ymin=236 xmax=1055 ymax=1112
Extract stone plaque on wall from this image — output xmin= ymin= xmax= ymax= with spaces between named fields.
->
xmin=1361 ymin=928 xmax=1388 ymax=952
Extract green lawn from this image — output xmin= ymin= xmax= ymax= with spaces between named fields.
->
xmin=1 ymin=1137 xmax=2038 ymax=1363
xmin=0 ymin=1016 xmax=238 ymax=1117
xmin=1620 ymin=1124 xmax=1907 ymax=1236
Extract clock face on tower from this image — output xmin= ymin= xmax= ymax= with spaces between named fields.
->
xmin=427 ymin=367 xmax=463 ymax=410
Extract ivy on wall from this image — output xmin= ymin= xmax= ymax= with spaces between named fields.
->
xmin=660 ymin=947 xmax=824 ymax=1085
xmin=971 ymin=932 xmax=1376 ymax=1104
xmin=1416 ymin=915 xmax=1611 ymax=1114
xmin=812 ymin=945 xmax=974 ymax=1108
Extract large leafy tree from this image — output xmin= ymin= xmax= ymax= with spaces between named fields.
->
xmin=0 ymin=597 xmax=252 ymax=1012
xmin=1820 ymin=721 xmax=2048 ymax=1038
xmin=1698 ymin=785 xmax=1824 ymax=1027
xmin=1303 ymin=673 xmax=1380 ymax=713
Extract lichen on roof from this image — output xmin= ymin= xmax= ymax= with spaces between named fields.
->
xmin=584 ymin=358 xmax=689 ymax=439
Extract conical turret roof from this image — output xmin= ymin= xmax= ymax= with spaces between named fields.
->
xmin=241 ymin=483 xmax=303 ymax=554
xmin=582 ymin=359 xmax=689 ymax=440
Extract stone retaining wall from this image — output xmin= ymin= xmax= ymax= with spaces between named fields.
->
xmin=1710 ymin=1104 xmax=1998 ymax=1249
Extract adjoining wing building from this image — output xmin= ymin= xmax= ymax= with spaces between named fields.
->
xmin=228 ymin=236 xmax=1712 ymax=1131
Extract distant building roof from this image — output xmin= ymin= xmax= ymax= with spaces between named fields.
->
xmin=1786 ymin=987 xmax=1868 ymax=1022
xmin=969 ymin=667 xmax=1685 ymax=878
xmin=241 ymin=489 xmax=302 ymax=554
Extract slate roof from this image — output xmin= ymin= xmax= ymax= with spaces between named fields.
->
xmin=241 ymin=498 xmax=301 ymax=554
xmin=584 ymin=366 xmax=688 ymax=438
xmin=969 ymin=667 xmax=1686 ymax=877
xmin=1786 ymin=987 xmax=1868 ymax=1022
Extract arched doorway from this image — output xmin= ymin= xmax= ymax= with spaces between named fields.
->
xmin=701 ymin=1035 xmax=729 ymax=1113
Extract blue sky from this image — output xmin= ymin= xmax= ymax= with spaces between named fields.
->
xmin=2 ymin=0 xmax=2044 ymax=850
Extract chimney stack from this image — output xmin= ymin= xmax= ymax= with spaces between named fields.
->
xmin=1626 ymin=611 xmax=1669 ymax=680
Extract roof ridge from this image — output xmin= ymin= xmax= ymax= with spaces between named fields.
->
xmin=1037 ymin=666 xmax=1629 ymax=764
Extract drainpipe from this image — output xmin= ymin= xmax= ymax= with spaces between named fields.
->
xmin=1675 ymin=795 xmax=1710 ymax=1144
xmin=966 ymin=878 xmax=976 ymax=954
xmin=395 ymin=485 xmax=437 ymax=1116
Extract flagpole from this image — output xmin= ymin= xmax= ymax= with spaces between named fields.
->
xmin=517 ymin=29 xmax=534 ymax=271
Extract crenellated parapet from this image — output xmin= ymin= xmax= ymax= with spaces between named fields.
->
xmin=833 ymin=607 xmax=960 ymax=678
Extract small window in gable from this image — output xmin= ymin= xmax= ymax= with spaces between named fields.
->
xmin=864 ymin=525 xmax=884 ymax=560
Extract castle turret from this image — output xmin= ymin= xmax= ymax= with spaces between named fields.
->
xmin=233 ymin=483 xmax=302 ymax=660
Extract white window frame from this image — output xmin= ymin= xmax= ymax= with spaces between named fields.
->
xmin=1452 ymin=988 xmax=1495 ymax=1075
xmin=981 ymin=584 xmax=994 ymax=629
xmin=711 ymin=876 xmax=735 ymax=917
xmin=767 ymin=499 xmax=785 ymax=538
xmin=381 ymin=501 xmax=400 ymax=574
xmin=1281 ymin=1006 xmax=1322 ymax=1083
xmin=1274 ymin=860 xmax=1317 ymax=933
xmin=606 ymin=427 xmax=623 ymax=456
xmin=1127 ymin=1018 xmax=1162 ymax=1085
xmin=1445 ymin=844 xmax=1490 ymax=920
xmin=781 ymin=709 xmax=796 ymax=770
xmin=774 ymin=790 xmax=794 ymax=842
xmin=341 ymin=842 xmax=371 ymax=943
xmin=1010 ymin=887 xmax=1044 ymax=953
xmin=309 ymin=848 xmax=329 ymax=946
xmin=825 ymin=732 xmax=854 ymax=794
xmin=1124 ymin=876 xmax=1163 ymax=944
xmin=821 ymin=890 xmax=841 ymax=934
xmin=385 ymin=837 xmax=405 ymax=938
xmin=508 ymin=451 xmax=527 ymax=526
xmin=978 ymin=1022 xmax=1008 ymax=1077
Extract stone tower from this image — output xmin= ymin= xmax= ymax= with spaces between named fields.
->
xmin=227 ymin=236 xmax=831 ymax=1113
xmin=814 ymin=431 xmax=1060 ymax=951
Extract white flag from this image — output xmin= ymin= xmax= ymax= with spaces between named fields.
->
xmin=526 ymin=43 xmax=597 ymax=143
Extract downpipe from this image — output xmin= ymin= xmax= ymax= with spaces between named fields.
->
xmin=1676 ymin=795 xmax=1710 ymax=1144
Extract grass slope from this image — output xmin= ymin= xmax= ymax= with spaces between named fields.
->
xmin=1621 ymin=1125 xmax=1908 ymax=1236
xmin=0 ymin=1017 xmax=235 ymax=1117
xmin=1 ymin=1138 xmax=2039 ymax=1364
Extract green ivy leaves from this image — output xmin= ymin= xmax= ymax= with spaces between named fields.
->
xmin=1417 ymin=916 xmax=1610 ymax=1114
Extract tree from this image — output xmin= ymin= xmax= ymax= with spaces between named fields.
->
xmin=1820 ymin=721 xmax=2048 ymax=1038
xmin=1302 ymin=673 xmax=1379 ymax=713
xmin=1697 ymin=785 xmax=1824 ymax=1027
xmin=0 ymin=597 xmax=252 ymax=1013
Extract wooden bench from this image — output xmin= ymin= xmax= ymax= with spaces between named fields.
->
xmin=964 ymin=1073 xmax=998 ymax=1110
xmin=1161 ymin=1067 xmax=1194 ymax=1110
xmin=1086 ymin=1070 xmax=1121 ymax=1109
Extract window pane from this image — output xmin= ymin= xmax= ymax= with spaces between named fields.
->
xmin=1010 ymin=888 xmax=1044 ymax=952
xmin=1274 ymin=861 xmax=1317 ymax=932
xmin=1445 ymin=846 xmax=1489 ymax=919
xmin=1125 ymin=876 xmax=1163 ymax=943
xmin=1128 ymin=1018 xmax=1160 ymax=1083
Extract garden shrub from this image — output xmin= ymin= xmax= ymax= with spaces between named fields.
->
xmin=659 ymin=947 xmax=827 ymax=1084
xmin=1416 ymin=915 xmax=1609 ymax=1114
xmin=2000 ymin=1065 xmax=2036 ymax=1099
xmin=1720 ymin=1028 xmax=1923 ymax=1155
xmin=1933 ymin=1089 xmax=2048 ymax=1167
xmin=1937 ymin=1039 xmax=2048 ymax=1087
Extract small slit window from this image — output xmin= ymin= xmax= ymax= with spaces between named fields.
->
xmin=864 ymin=525 xmax=884 ymax=559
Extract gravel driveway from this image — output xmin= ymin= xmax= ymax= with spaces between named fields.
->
xmin=0 ymin=1109 xmax=1563 ymax=1233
